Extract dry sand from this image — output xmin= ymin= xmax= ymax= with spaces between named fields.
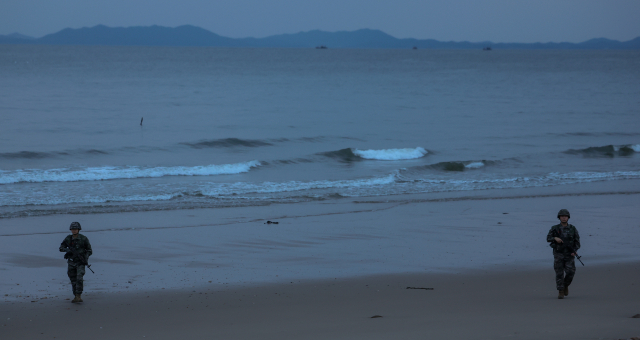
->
xmin=2 ymin=262 xmax=639 ymax=340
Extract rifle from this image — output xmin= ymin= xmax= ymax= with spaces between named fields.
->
xmin=554 ymin=228 xmax=584 ymax=266
xmin=64 ymin=240 xmax=95 ymax=273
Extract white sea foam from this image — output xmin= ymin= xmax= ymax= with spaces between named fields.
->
xmin=0 ymin=161 xmax=261 ymax=184
xmin=2 ymin=170 xmax=640 ymax=212
xmin=0 ymin=174 xmax=399 ymax=208
xmin=411 ymin=170 xmax=640 ymax=192
xmin=353 ymin=147 xmax=427 ymax=160
xmin=464 ymin=162 xmax=485 ymax=169
xmin=615 ymin=144 xmax=639 ymax=152
xmin=201 ymin=174 xmax=398 ymax=196
xmin=104 ymin=193 xmax=179 ymax=203
xmin=1 ymin=193 xmax=181 ymax=207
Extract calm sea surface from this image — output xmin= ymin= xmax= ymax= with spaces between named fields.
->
xmin=1 ymin=45 xmax=639 ymax=218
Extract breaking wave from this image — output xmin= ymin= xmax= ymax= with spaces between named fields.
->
xmin=427 ymin=161 xmax=490 ymax=172
xmin=319 ymin=147 xmax=428 ymax=162
xmin=565 ymin=144 xmax=640 ymax=157
xmin=404 ymin=160 xmax=495 ymax=172
xmin=0 ymin=161 xmax=261 ymax=184
xmin=2 ymin=170 xmax=640 ymax=217
xmin=353 ymin=147 xmax=428 ymax=160
xmin=318 ymin=148 xmax=361 ymax=162
xmin=464 ymin=162 xmax=486 ymax=169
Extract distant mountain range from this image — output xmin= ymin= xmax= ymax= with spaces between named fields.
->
xmin=1 ymin=25 xmax=639 ymax=49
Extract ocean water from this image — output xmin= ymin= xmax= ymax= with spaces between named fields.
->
xmin=1 ymin=45 xmax=639 ymax=219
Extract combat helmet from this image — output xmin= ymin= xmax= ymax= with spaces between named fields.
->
xmin=69 ymin=222 xmax=82 ymax=230
xmin=557 ymin=209 xmax=570 ymax=219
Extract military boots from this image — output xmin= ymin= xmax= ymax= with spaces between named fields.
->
xmin=72 ymin=294 xmax=83 ymax=303
xmin=557 ymin=290 xmax=564 ymax=299
xmin=563 ymin=286 xmax=569 ymax=296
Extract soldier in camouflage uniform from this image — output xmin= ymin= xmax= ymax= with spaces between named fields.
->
xmin=546 ymin=209 xmax=580 ymax=299
xmin=59 ymin=222 xmax=92 ymax=303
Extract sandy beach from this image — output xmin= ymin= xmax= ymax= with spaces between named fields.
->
xmin=2 ymin=188 xmax=640 ymax=339
xmin=2 ymin=263 xmax=639 ymax=340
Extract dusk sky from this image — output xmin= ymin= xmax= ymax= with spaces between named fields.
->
xmin=2 ymin=0 xmax=639 ymax=43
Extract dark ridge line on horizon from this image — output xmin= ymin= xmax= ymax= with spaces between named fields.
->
xmin=1 ymin=25 xmax=639 ymax=49
xmin=2 ymin=190 xmax=639 ymax=237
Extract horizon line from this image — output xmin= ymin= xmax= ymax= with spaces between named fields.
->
xmin=2 ymin=24 xmax=639 ymax=45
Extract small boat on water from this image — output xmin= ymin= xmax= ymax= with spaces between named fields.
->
xmin=482 ymin=46 xmax=492 ymax=51
xmin=316 ymin=45 xmax=327 ymax=49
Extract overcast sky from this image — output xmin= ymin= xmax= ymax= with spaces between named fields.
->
xmin=2 ymin=0 xmax=639 ymax=43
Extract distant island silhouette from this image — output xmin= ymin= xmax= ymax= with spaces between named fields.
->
xmin=1 ymin=25 xmax=639 ymax=49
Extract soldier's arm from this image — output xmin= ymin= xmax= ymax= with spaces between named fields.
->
xmin=84 ymin=237 xmax=93 ymax=257
xmin=59 ymin=238 xmax=70 ymax=252
xmin=573 ymin=228 xmax=580 ymax=251
xmin=546 ymin=228 xmax=556 ymax=243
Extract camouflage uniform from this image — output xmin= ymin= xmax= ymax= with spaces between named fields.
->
xmin=546 ymin=223 xmax=580 ymax=291
xmin=59 ymin=234 xmax=92 ymax=295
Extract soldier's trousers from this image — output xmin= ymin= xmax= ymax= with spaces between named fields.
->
xmin=67 ymin=263 xmax=86 ymax=294
xmin=553 ymin=252 xmax=576 ymax=291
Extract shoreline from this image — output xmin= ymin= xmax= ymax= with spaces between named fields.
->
xmin=3 ymin=187 xmax=640 ymax=238
xmin=2 ymin=176 xmax=639 ymax=221
xmin=2 ymin=262 xmax=639 ymax=339
xmin=1 ymin=184 xmax=639 ymax=338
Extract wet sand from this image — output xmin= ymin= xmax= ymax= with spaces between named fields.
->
xmin=2 ymin=262 xmax=639 ymax=340
xmin=1 ymin=189 xmax=639 ymax=338
xmin=2 ymin=190 xmax=640 ymax=298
